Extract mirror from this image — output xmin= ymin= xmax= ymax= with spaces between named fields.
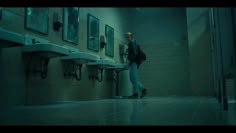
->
xmin=87 ymin=14 xmax=99 ymax=51
xmin=105 ymin=25 xmax=114 ymax=57
xmin=63 ymin=7 xmax=80 ymax=44
xmin=25 ymin=8 xmax=49 ymax=34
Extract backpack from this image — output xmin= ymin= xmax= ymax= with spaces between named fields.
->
xmin=135 ymin=44 xmax=146 ymax=66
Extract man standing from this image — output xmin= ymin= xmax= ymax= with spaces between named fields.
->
xmin=125 ymin=32 xmax=147 ymax=98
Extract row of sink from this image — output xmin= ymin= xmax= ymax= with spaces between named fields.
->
xmin=0 ymin=27 xmax=129 ymax=74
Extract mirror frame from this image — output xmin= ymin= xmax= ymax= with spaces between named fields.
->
xmin=105 ymin=24 xmax=114 ymax=57
xmin=87 ymin=13 xmax=100 ymax=52
xmin=62 ymin=7 xmax=80 ymax=45
xmin=25 ymin=8 xmax=49 ymax=35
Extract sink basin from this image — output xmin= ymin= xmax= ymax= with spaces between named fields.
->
xmin=22 ymin=43 xmax=70 ymax=58
xmin=106 ymin=64 xmax=129 ymax=71
xmin=87 ymin=58 xmax=115 ymax=68
xmin=0 ymin=28 xmax=25 ymax=48
xmin=61 ymin=52 xmax=99 ymax=64
xmin=24 ymin=34 xmax=49 ymax=46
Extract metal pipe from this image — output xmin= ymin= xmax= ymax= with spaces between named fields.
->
xmin=97 ymin=68 xmax=104 ymax=82
xmin=75 ymin=64 xmax=82 ymax=81
xmin=41 ymin=58 xmax=49 ymax=79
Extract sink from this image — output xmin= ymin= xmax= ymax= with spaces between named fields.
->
xmin=0 ymin=28 xmax=25 ymax=48
xmin=60 ymin=47 xmax=99 ymax=81
xmin=21 ymin=36 xmax=72 ymax=79
xmin=61 ymin=52 xmax=99 ymax=64
xmin=24 ymin=34 xmax=49 ymax=46
xmin=106 ymin=64 xmax=129 ymax=71
xmin=87 ymin=58 xmax=115 ymax=69
xmin=22 ymin=43 xmax=70 ymax=58
xmin=87 ymin=58 xmax=115 ymax=82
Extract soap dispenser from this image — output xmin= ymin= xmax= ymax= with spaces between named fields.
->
xmin=53 ymin=13 xmax=63 ymax=31
xmin=100 ymin=35 xmax=106 ymax=48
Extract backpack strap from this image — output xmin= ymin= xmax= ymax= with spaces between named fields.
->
xmin=131 ymin=39 xmax=138 ymax=56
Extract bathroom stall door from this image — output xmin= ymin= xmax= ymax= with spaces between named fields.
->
xmin=209 ymin=8 xmax=223 ymax=104
xmin=209 ymin=8 xmax=218 ymax=100
xmin=210 ymin=8 xmax=227 ymax=109
xmin=215 ymin=8 xmax=236 ymax=110
xmin=231 ymin=8 xmax=236 ymax=107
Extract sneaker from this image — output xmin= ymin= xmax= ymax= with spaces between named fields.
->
xmin=140 ymin=89 xmax=147 ymax=98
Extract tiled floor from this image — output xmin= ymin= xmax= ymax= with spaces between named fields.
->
xmin=0 ymin=96 xmax=236 ymax=125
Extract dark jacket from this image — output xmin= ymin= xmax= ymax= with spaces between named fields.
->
xmin=127 ymin=39 xmax=138 ymax=64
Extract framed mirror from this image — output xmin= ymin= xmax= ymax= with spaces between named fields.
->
xmin=105 ymin=25 xmax=114 ymax=57
xmin=25 ymin=8 xmax=49 ymax=34
xmin=87 ymin=14 xmax=99 ymax=52
xmin=63 ymin=7 xmax=80 ymax=44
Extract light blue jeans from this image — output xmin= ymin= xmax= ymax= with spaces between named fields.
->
xmin=129 ymin=62 xmax=144 ymax=94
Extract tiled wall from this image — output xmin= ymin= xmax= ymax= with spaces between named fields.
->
xmin=138 ymin=43 xmax=191 ymax=96
xmin=131 ymin=8 xmax=192 ymax=96
xmin=0 ymin=8 xmax=132 ymax=106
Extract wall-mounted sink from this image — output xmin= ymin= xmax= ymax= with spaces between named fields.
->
xmin=107 ymin=64 xmax=129 ymax=71
xmin=106 ymin=64 xmax=129 ymax=98
xmin=61 ymin=52 xmax=99 ymax=64
xmin=87 ymin=58 xmax=115 ymax=82
xmin=22 ymin=35 xmax=71 ymax=58
xmin=0 ymin=28 xmax=25 ymax=48
xmin=22 ymin=43 xmax=70 ymax=58
xmin=87 ymin=58 xmax=115 ymax=69
xmin=21 ymin=35 xmax=71 ymax=79
xmin=60 ymin=50 xmax=99 ymax=81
